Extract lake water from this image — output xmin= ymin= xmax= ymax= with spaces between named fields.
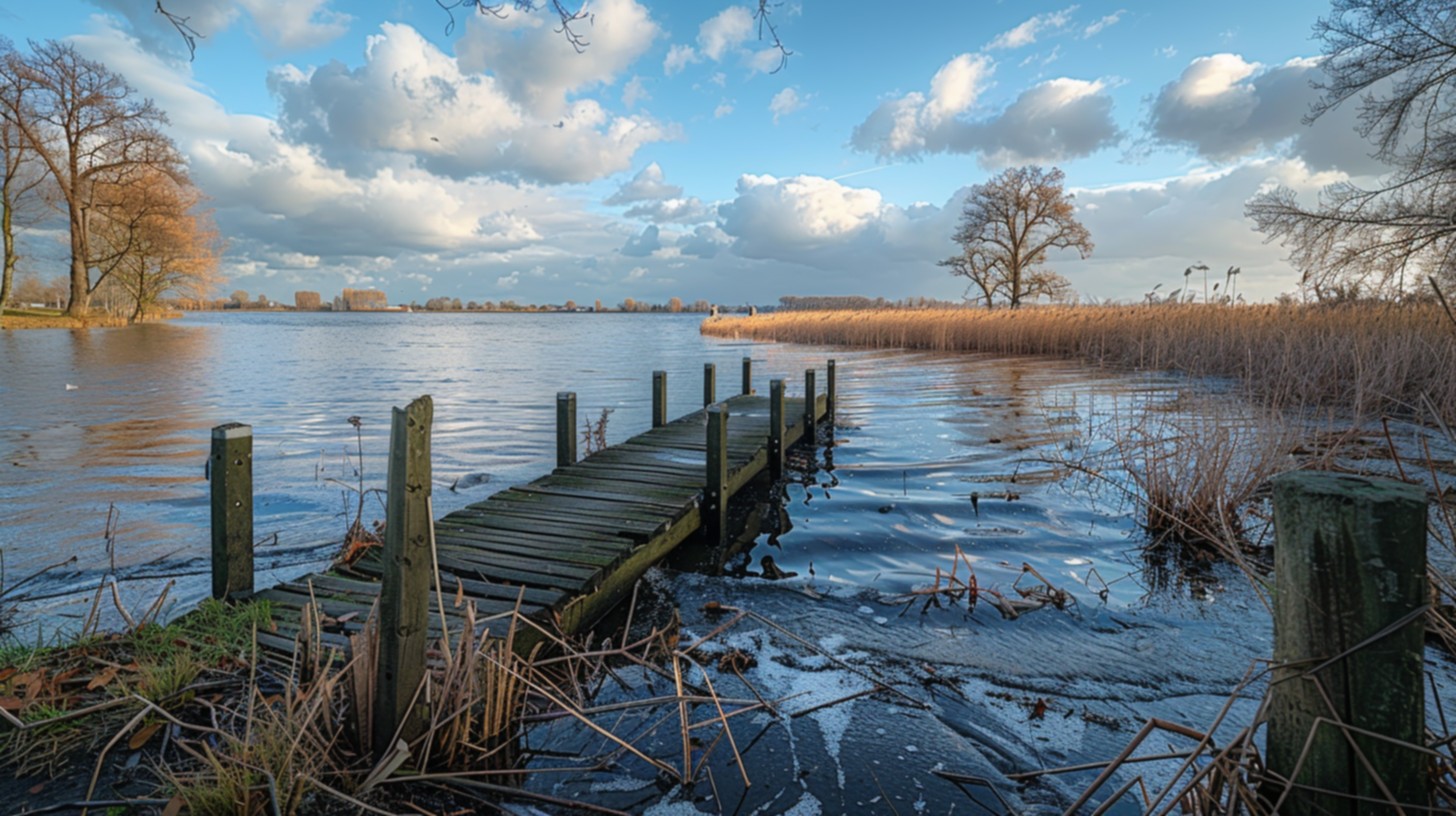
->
xmin=2 ymin=313 xmax=1449 ymax=813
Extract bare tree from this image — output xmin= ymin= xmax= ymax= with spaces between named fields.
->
xmin=937 ymin=245 xmax=1005 ymax=309
xmin=943 ymin=166 xmax=1092 ymax=309
xmin=0 ymin=40 xmax=181 ymax=317
xmin=0 ymin=41 xmax=53 ymax=316
xmin=1246 ymin=0 xmax=1456 ymax=300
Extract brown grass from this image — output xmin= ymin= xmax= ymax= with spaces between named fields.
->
xmin=704 ymin=304 xmax=1456 ymax=425
xmin=0 ymin=307 xmax=181 ymax=329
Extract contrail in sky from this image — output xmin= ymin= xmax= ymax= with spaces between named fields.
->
xmin=830 ymin=165 xmax=897 ymax=181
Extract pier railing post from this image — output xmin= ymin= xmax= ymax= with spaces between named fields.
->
xmin=703 ymin=363 xmax=716 ymax=407
xmin=804 ymin=368 xmax=817 ymax=439
xmin=210 ymin=423 xmax=253 ymax=601
xmin=704 ymin=404 xmax=728 ymax=545
xmin=1265 ymin=471 xmax=1428 ymax=814
xmin=556 ymin=392 xmax=577 ymax=466
xmin=741 ymin=356 xmax=752 ymax=395
xmin=375 ymin=395 xmax=433 ymax=759
xmin=827 ymin=359 xmax=836 ymax=424
xmin=652 ymin=371 xmax=668 ymax=428
xmin=768 ymin=379 xmax=785 ymax=480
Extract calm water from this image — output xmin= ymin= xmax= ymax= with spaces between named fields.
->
xmin=2 ymin=313 xmax=1448 ymax=813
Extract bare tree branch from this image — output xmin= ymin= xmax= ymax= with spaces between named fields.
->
xmin=1249 ymin=0 xmax=1456 ymax=301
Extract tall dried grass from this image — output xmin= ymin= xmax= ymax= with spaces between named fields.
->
xmin=705 ymin=304 xmax=1456 ymax=425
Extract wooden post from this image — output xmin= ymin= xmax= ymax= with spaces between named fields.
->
xmin=556 ymin=392 xmax=577 ymax=467
xmin=704 ymin=404 xmax=728 ymax=545
xmin=1266 ymin=471 xmax=1428 ymax=815
xmin=703 ymin=363 xmax=716 ymax=407
xmin=768 ymin=379 xmax=785 ymax=480
xmin=804 ymin=368 xmax=817 ymax=439
xmin=209 ymin=423 xmax=253 ymax=600
xmin=652 ymin=371 xmax=668 ymax=428
xmin=375 ymin=395 xmax=433 ymax=759
xmin=741 ymin=356 xmax=752 ymax=395
xmin=826 ymin=359 xmax=837 ymax=423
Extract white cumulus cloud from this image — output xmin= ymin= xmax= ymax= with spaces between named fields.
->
xmin=851 ymin=55 xmax=1119 ymax=166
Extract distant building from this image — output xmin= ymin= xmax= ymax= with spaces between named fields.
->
xmin=295 ymin=291 xmax=322 ymax=310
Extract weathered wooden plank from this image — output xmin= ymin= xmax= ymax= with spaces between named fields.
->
xmin=445 ymin=508 xmax=654 ymax=541
xmin=353 ymin=545 xmax=602 ymax=590
xmin=464 ymin=509 xmax=667 ymax=542
xmin=492 ymin=489 xmax=690 ymax=523
xmin=509 ymin=483 xmax=688 ymax=512
xmin=430 ymin=532 xmax=628 ymax=567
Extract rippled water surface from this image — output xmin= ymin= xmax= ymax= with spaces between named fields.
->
xmin=2 ymin=312 xmax=1449 ymax=813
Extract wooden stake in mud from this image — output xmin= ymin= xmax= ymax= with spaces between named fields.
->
xmin=768 ymin=379 xmax=785 ymax=480
xmin=556 ymin=391 xmax=577 ymax=467
xmin=804 ymin=368 xmax=817 ymax=439
xmin=375 ymin=395 xmax=433 ymax=759
xmin=703 ymin=363 xmax=716 ymax=407
xmin=705 ymin=403 xmax=728 ymax=545
xmin=652 ymin=371 xmax=668 ymax=428
xmin=1266 ymin=471 xmax=1428 ymax=815
xmin=209 ymin=423 xmax=253 ymax=600
xmin=742 ymin=356 xmax=753 ymax=395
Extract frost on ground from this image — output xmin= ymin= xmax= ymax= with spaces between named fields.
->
xmin=523 ymin=566 xmax=1305 ymax=814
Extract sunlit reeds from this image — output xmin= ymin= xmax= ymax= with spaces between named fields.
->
xmin=705 ymin=303 xmax=1456 ymax=426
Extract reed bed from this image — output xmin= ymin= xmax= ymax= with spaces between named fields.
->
xmin=705 ymin=304 xmax=1456 ymax=426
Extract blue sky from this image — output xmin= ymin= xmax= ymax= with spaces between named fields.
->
xmin=1 ymin=0 xmax=1366 ymax=305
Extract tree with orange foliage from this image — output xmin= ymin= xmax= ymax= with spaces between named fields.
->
xmin=90 ymin=166 xmax=222 ymax=322
xmin=943 ymin=166 xmax=1091 ymax=309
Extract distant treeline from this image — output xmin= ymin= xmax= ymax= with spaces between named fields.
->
xmin=777 ymin=295 xmax=962 ymax=311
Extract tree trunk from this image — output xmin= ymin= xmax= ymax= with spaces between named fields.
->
xmin=65 ymin=206 xmax=89 ymax=318
xmin=0 ymin=188 xmax=14 ymax=314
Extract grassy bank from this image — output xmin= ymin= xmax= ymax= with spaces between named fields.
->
xmin=704 ymin=303 xmax=1456 ymax=426
xmin=1 ymin=307 xmax=181 ymax=329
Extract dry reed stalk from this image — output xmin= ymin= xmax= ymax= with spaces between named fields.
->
xmin=705 ymin=304 xmax=1456 ymax=427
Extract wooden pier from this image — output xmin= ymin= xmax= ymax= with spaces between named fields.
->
xmin=219 ymin=363 xmax=832 ymax=661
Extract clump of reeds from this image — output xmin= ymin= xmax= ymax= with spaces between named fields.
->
xmin=1017 ymin=658 xmax=1456 ymax=813
xmin=1119 ymin=407 xmax=1291 ymax=558
xmin=582 ymin=407 xmax=614 ymax=456
xmin=704 ymin=303 xmax=1456 ymax=427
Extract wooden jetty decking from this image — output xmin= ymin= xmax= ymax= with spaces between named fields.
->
xmin=246 ymin=383 xmax=829 ymax=657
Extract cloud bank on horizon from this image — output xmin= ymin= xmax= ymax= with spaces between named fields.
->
xmin=4 ymin=0 xmax=1369 ymax=305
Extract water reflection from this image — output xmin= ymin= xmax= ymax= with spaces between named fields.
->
xmin=3 ymin=313 xmax=1254 ymax=633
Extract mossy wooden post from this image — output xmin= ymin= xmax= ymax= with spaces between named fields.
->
xmin=652 ymin=371 xmax=668 ymax=428
xmin=703 ymin=363 xmax=716 ymax=407
xmin=741 ymin=356 xmax=753 ymax=395
xmin=804 ymin=368 xmax=817 ymax=439
xmin=826 ymin=359 xmax=837 ymax=423
xmin=1266 ymin=471 xmax=1428 ymax=815
xmin=556 ymin=392 xmax=577 ymax=467
xmin=768 ymin=379 xmax=785 ymax=480
xmin=374 ymin=395 xmax=433 ymax=760
xmin=209 ymin=423 xmax=253 ymax=600
xmin=704 ymin=403 xmax=728 ymax=545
